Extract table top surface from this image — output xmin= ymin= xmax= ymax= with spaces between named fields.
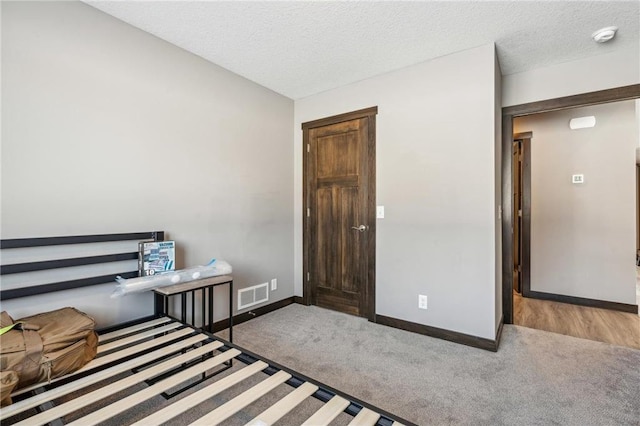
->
xmin=153 ymin=275 xmax=233 ymax=296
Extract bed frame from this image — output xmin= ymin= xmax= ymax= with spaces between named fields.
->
xmin=0 ymin=232 xmax=415 ymax=426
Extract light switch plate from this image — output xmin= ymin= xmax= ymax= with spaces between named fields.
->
xmin=377 ymin=206 xmax=385 ymax=219
xmin=572 ymin=174 xmax=584 ymax=184
xmin=418 ymin=294 xmax=428 ymax=310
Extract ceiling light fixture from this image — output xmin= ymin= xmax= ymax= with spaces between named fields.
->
xmin=592 ymin=26 xmax=618 ymax=43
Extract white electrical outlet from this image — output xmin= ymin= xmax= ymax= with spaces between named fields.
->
xmin=270 ymin=278 xmax=277 ymax=291
xmin=418 ymin=294 xmax=428 ymax=310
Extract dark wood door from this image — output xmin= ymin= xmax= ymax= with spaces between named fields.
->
xmin=302 ymin=108 xmax=377 ymax=319
xmin=512 ymin=140 xmax=522 ymax=293
xmin=513 ymin=133 xmax=532 ymax=297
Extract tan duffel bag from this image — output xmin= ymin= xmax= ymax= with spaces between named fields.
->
xmin=0 ymin=307 xmax=98 ymax=406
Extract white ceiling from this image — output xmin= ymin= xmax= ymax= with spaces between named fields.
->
xmin=86 ymin=1 xmax=639 ymax=100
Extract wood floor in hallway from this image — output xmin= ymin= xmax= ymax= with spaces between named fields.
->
xmin=513 ymin=292 xmax=640 ymax=350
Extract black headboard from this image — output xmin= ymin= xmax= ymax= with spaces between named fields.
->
xmin=0 ymin=231 xmax=164 ymax=300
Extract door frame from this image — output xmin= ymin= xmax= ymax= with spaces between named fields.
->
xmin=501 ymin=84 xmax=640 ymax=324
xmin=302 ymin=106 xmax=378 ymax=321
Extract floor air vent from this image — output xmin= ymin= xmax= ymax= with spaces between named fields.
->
xmin=238 ymin=282 xmax=269 ymax=310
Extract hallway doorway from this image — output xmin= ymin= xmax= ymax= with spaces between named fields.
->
xmin=501 ymin=84 xmax=640 ymax=324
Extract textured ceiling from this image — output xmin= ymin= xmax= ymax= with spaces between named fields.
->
xmin=86 ymin=1 xmax=639 ymax=100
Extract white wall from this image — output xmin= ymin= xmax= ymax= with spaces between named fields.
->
xmin=514 ymin=101 xmax=637 ymax=304
xmin=295 ymin=44 xmax=501 ymax=340
xmin=1 ymin=1 xmax=294 ymax=326
xmin=503 ymin=47 xmax=640 ymax=107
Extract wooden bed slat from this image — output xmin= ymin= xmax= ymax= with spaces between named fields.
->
xmin=66 ymin=348 xmax=241 ymax=426
xmin=348 ymin=407 xmax=381 ymax=426
xmin=11 ymin=327 xmax=196 ymax=398
xmin=1 ymin=334 xmax=208 ymax=420
xmin=98 ymin=317 xmax=172 ymax=342
xmin=130 ymin=361 xmax=269 ymax=426
xmin=245 ymin=381 xmax=319 ymax=426
xmin=301 ymin=394 xmax=351 ymax=426
xmin=13 ymin=341 xmax=226 ymax=426
xmin=189 ymin=370 xmax=292 ymax=426
xmin=85 ymin=327 xmax=195 ymax=371
xmin=97 ymin=322 xmax=181 ymax=353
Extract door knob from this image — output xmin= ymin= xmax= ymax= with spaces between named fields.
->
xmin=351 ymin=225 xmax=368 ymax=232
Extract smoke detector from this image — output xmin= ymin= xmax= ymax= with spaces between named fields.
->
xmin=592 ymin=26 xmax=618 ymax=43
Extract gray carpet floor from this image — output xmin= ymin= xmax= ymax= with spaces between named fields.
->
xmin=222 ymin=304 xmax=640 ymax=426
xmin=9 ymin=304 xmax=639 ymax=425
